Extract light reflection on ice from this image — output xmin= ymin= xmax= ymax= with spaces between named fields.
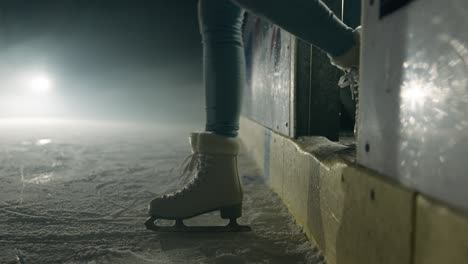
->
xmin=155 ymin=219 xmax=175 ymax=227
xmin=23 ymin=173 xmax=54 ymax=184
xmin=36 ymin=139 xmax=52 ymax=146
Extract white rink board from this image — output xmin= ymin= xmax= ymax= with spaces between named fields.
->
xmin=358 ymin=0 xmax=468 ymax=211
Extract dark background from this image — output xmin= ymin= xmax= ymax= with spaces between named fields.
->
xmin=0 ymin=0 xmax=204 ymax=124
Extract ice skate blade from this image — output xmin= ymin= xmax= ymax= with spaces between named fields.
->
xmin=144 ymin=217 xmax=251 ymax=233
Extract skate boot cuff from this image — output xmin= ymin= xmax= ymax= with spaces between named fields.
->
xmin=329 ymin=26 xmax=361 ymax=70
xmin=198 ymin=132 xmax=239 ymax=155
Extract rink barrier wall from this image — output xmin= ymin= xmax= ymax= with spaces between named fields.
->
xmin=239 ymin=116 xmax=468 ymax=264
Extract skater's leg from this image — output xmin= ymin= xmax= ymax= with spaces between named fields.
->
xmin=146 ymin=1 xmax=248 ymax=231
xmin=199 ymin=0 xmax=246 ymax=138
xmin=232 ymin=0 xmax=354 ymax=56
xmin=232 ymin=0 xmax=360 ymax=69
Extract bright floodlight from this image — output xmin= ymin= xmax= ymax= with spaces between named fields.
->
xmin=29 ymin=75 xmax=53 ymax=93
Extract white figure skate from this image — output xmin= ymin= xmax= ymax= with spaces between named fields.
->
xmin=145 ymin=132 xmax=251 ymax=232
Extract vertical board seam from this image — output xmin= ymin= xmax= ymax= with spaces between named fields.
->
xmin=410 ymin=192 xmax=418 ymax=264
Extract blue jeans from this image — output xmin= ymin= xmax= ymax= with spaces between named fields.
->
xmin=199 ymin=0 xmax=355 ymax=137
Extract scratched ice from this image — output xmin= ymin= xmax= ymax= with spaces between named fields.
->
xmin=0 ymin=121 xmax=323 ymax=264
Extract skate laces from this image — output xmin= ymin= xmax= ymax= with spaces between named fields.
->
xmin=338 ymin=68 xmax=359 ymax=100
xmin=166 ymin=154 xmax=213 ymax=200
xmin=178 ymin=153 xmax=199 ymax=184
xmin=338 ymin=68 xmax=360 ymax=136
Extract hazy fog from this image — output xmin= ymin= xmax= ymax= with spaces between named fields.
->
xmin=0 ymin=0 xmax=204 ymax=125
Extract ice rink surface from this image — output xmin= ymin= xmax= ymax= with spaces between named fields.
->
xmin=0 ymin=120 xmax=323 ymax=264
